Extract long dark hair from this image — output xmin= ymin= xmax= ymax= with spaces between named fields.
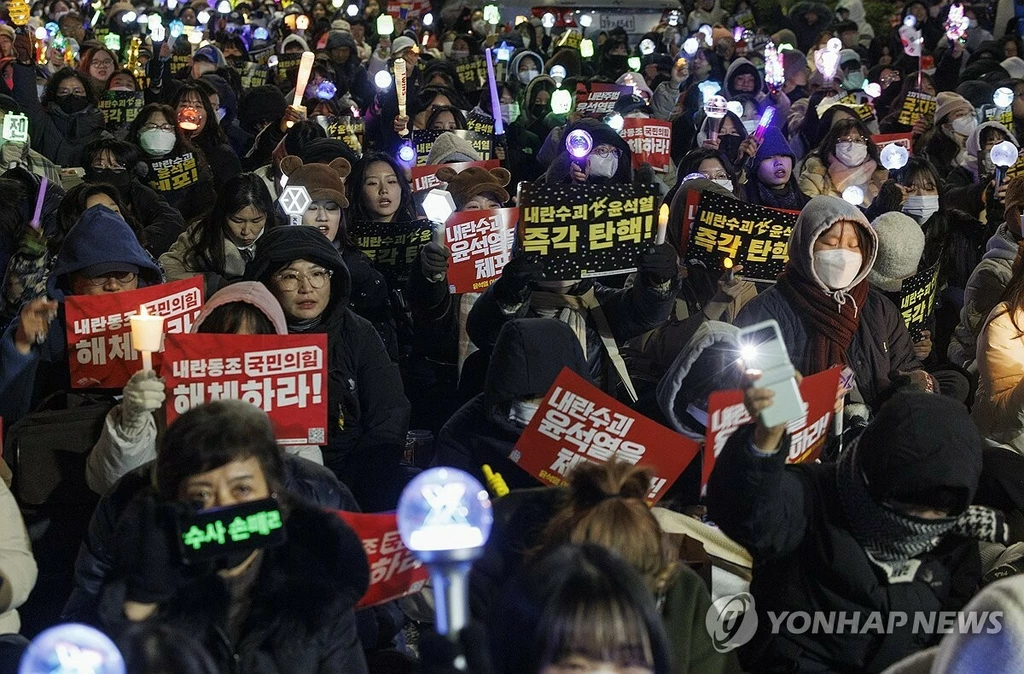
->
xmin=814 ymin=116 xmax=880 ymax=165
xmin=127 ymin=103 xmax=193 ymax=157
xmin=346 ymin=152 xmax=416 ymax=223
xmin=184 ymin=173 xmax=275 ymax=275
xmin=172 ymin=80 xmax=228 ymax=146
xmin=55 ymin=182 xmax=146 ymax=253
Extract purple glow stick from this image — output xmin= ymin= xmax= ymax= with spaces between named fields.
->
xmin=30 ymin=177 xmax=47 ymax=230
xmin=484 ymin=48 xmax=504 ymax=136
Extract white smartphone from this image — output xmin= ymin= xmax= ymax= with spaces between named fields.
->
xmin=736 ymin=320 xmax=805 ymax=429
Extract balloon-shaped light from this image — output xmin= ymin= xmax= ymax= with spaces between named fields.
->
xmin=397 ymin=142 xmax=416 ymax=164
xmin=880 ymin=143 xmax=909 ymax=170
xmin=640 ymin=38 xmax=655 ymax=55
xmin=991 ymin=140 xmax=1019 ymax=168
xmin=296 ymin=14 xmax=309 ymax=30
xmin=374 ymin=69 xmax=393 ymax=89
xmin=19 ymin=623 xmax=125 ymax=674
xmin=699 ymin=24 xmax=712 ymax=46
xmin=422 ymin=12 xmax=433 ymax=26
xmin=994 ymin=87 xmax=1014 ymax=109
xmin=683 ymin=36 xmax=700 ymax=56
xmin=842 ymin=185 xmax=864 ymax=205
xmin=541 ymin=12 xmax=555 ymax=29
xmin=605 ymin=111 xmax=624 ymax=132
xmin=551 ymin=88 xmax=572 ymax=113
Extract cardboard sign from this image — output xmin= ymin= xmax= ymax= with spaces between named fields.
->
xmin=981 ymin=105 xmax=1013 ymax=127
xmin=512 ymin=368 xmax=699 ymax=504
xmin=518 ymin=182 xmax=657 ymax=280
xmin=65 ymin=277 xmax=204 ymax=389
xmin=335 ymin=511 xmax=429 ymax=608
xmin=413 ymin=129 xmax=493 ymax=165
xmin=350 ymin=219 xmax=434 ymax=284
xmin=148 ymin=152 xmax=201 ymax=193
xmin=443 ymin=208 xmax=518 ymax=294
xmin=238 ymin=61 xmax=270 ymax=89
xmin=898 ymin=262 xmax=940 ymax=341
xmin=686 ymin=191 xmax=797 ymax=283
xmin=315 ymin=115 xmax=364 ymax=153
xmin=872 ymin=132 xmax=914 ymax=154
xmin=702 ymin=367 xmax=841 ymax=489
xmin=575 ymin=83 xmax=632 ymax=117
xmin=455 ymin=56 xmax=487 ymax=91
xmin=161 ymin=333 xmax=328 ymax=445
xmin=897 ymin=91 xmax=936 ymax=126
xmin=98 ymin=90 xmax=144 ymax=131
xmin=410 ymin=159 xmax=500 ymax=193
xmin=1 ymin=112 xmax=29 ymax=142
xmin=621 ymin=118 xmax=672 ymax=173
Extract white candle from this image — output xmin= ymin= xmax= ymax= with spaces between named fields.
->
xmin=130 ymin=305 xmax=165 ymax=372
xmin=656 ymin=204 xmax=669 ymax=245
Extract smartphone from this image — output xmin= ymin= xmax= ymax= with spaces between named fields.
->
xmin=736 ymin=319 xmax=805 ymax=429
xmin=176 ymin=497 xmax=287 ymax=564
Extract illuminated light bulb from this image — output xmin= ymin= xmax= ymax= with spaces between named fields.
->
xmin=579 ymin=13 xmax=592 ymax=27
xmin=296 ymin=14 xmax=309 ymax=29
xmin=541 ymin=12 xmax=555 ymax=29
xmin=579 ymin=38 xmax=593 ymax=58
xmin=19 ymin=623 xmax=125 ymax=674
xmin=880 ymin=143 xmax=909 ymax=170
xmin=994 ymin=86 xmax=1014 ymax=109
xmin=345 ymin=2 xmax=357 ymax=15
xmin=252 ymin=26 xmax=268 ymax=40
xmin=565 ymin=128 xmax=593 ymax=158
xmin=187 ymin=29 xmax=202 ymax=44
xmin=34 ymin=26 xmax=46 ymax=39
xmin=167 ymin=0 xmax=178 ymax=9
xmin=683 ymin=36 xmax=699 ymax=55
xmin=842 ymin=185 xmax=864 ymax=205
xmin=640 ymin=38 xmax=655 ymax=55
xmin=483 ymin=4 xmax=499 ymax=24
xmin=374 ymin=69 xmax=393 ymax=89
xmin=551 ymin=88 xmax=572 ymax=113
xmin=903 ymin=14 xmax=917 ymax=27
xmin=605 ymin=111 xmax=623 ymax=132
xmin=421 ymin=188 xmax=456 ymax=223
xmin=376 ymin=14 xmax=394 ymax=35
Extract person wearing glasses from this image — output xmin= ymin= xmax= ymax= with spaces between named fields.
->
xmin=798 ymin=117 xmax=887 ymax=207
xmin=245 ymin=226 xmax=410 ymax=512
xmin=0 ymin=205 xmax=164 ymax=426
xmin=78 ymin=46 xmax=118 ymax=98
xmin=546 ymin=118 xmax=634 ymax=185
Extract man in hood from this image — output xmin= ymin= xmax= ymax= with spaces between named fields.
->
xmin=321 ymin=30 xmax=374 ymax=111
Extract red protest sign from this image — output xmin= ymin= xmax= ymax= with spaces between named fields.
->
xmin=872 ymin=133 xmax=913 ymax=154
xmin=336 ymin=511 xmax=429 ymax=608
xmin=410 ymin=159 xmax=500 ymax=193
xmin=622 ymin=118 xmax=672 ymax=173
xmin=161 ymin=333 xmax=328 ymax=445
xmin=65 ymin=277 xmax=203 ymax=389
xmin=512 ymin=368 xmax=699 ymax=504
xmin=701 ymin=367 xmax=841 ymax=489
xmin=575 ymin=83 xmax=632 ymax=117
xmin=679 ymin=189 xmax=702 ymax=256
xmin=444 ymin=207 xmax=518 ymax=294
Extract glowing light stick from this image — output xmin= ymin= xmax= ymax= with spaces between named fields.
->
xmin=287 ymin=51 xmax=315 ymax=127
xmin=764 ymin=42 xmax=784 ymax=93
xmin=697 ymin=80 xmax=721 ymax=104
xmin=880 ymin=143 xmax=909 ymax=171
xmin=842 ymin=185 xmax=864 ymax=205
xmin=703 ymin=94 xmax=727 ymax=141
xmin=19 ymin=623 xmax=125 ymax=674
xmin=376 ymin=14 xmax=394 ymax=35
xmin=394 ymin=57 xmax=408 ymax=135
xmin=994 ymin=87 xmax=1014 ymax=109
xmin=991 ymin=140 xmax=1019 ymax=191
xmin=862 ymin=82 xmax=882 ymax=98
xmin=656 ymin=204 xmax=668 ymax=244
xmin=944 ymin=4 xmax=968 ymax=43
xmin=485 ymin=48 xmax=504 ymax=135
xmin=683 ymin=36 xmax=700 ymax=56
xmin=30 ymin=177 xmax=47 ymax=231
xmin=816 ymin=37 xmax=842 ymax=80
xmin=724 ymin=256 xmax=734 ymax=282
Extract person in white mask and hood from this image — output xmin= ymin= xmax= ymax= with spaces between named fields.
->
xmin=945 ymin=120 xmax=1019 ymax=221
xmin=799 ymin=117 xmax=887 ymax=206
xmin=923 ymin=92 xmax=978 ymax=182
xmin=510 ymin=51 xmax=543 ymax=87
xmin=736 ymin=195 xmax=933 ymax=417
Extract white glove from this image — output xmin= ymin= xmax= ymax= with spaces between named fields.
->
xmin=120 ymin=370 xmax=166 ymax=435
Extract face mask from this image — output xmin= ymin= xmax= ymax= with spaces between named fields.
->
xmin=951 ymin=115 xmax=977 ymax=137
xmin=814 ymin=249 xmax=863 ymax=290
xmin=442 ymin=40 xmax=454 ymax=56
xmin=87 ymin=168 xmax=132 ymax=187
xmin=139 ymin=128 xmax=177 ymax=156
xmin=589 ymin=154 xmax=618 ymax=178
xmin=903 ymin=194 xmax=939 ymax=223
xmin=451 ymin=49 xmax=469 ymax=60
xmin=742 ymin=118 xmax=759 ymax=134
xmin=518 ymin=68 xmax=539 ymax=85
xmin=843 ymin=71 xmax=865 ymax=90
xmin=531 ymin=103 xmax=549 ymax=118
xmin=36 ymin=84 xmax=46 ymax=99
xmin=713 ymin=178 xmax=734 ymax=192
xmin=508 ymin=400 xmax=539 ymax=426
xmin=718 ymin=134 xmax=741 ymax=160
xmin=55 ymin=94 xmax=88 ymax=115
xmin=500 ymin=102 xmax=519 ymax=124
xmin=835 ymin=141 xmax=868 ymax=167
xmin=216 ymin=106 xmax=227 ymax=122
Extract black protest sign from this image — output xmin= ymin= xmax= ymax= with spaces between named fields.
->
xmin=98 ymin=90 xmax=144 ymax=132
xmin=238 ymin=62 xmax=270 ymax=89
xmin=898 ymin=262 xmax=940 ymax=341
xmin=148 ymin=152 xmax=201 ymax=193
xmin=518 ymin=183 xmax=658 ymax=280
xmin=412 ymin=129 xmax=493 ymax=165
xmin=455 ymin=57 xmax=486 ymax=91
xmin=836 ymin=92 xmax=876 ymax=122
xmin=686 ymin=191 xmax=796 ymax=283
xmin=350 ymin=219 xmax=434 ymax=284
xmin=316 ymin=115 xmax=364 ymax=153
xmin=170 ymin=52 xmax=192 ymax=78
xmin=274 ymin=52 xmax=305 ymax=75
xmin=897 ymin=91 xmax=936 ymax=126
xmin=465 ymin=110 xmax=495 ymax=136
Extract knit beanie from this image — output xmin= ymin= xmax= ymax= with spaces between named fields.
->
xmin=956 ymin=80 xmax=993 ymax=108
xmin=782 ymin=49 xmax=808 ymax=79
xmin=279 ymin=156 xmax=351 ymax=207
xmin=425 ymin=132 xmax=482 ymax=165
xmin=436 ymin=166 xmax=510 ymax=209
xmin=934 ymin=92 xmax=973 ymax=126
xmin=301 ymin=138 xmax=360 ymax=167
xmin=238 ymin=86 xmax=288 ymax=131
xmin=0 ymin=24 xmax=15 ymax=42
xmin=1002 ymin=56 xmax=1024 ymax=81
xmin=1005 ymin=177 xmax=1024 ymax=214
xmin=753 ymin=126 xmax=795 ymax=165
xmin=867 ymin=212 xmax=925 ymax=292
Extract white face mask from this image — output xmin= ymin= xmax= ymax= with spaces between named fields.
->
xmin=835 ymin=141 xmax=868 ymax=167
xmin=903 ymin=194 xmax=939 ymax=223
xmin=589 ymin=154 xmax=618 ymax=178
xmin=814 ymin=249 xmax=863 ymax=290
xmin=518 ymin=68 xmax=539 ymax=84
xmin=500 ymin=102 xmax=519 ymax=124
xmin=742 ymin=118 xmax=759 ymax=134
xmin=139 ymin=128 xmax=177 ymax=156
xmin=109 ymin=86 xmax=134 ymax=92
xmin=951 ymin=115 xmax=977 ymax=137
xmin=713 ymin=178 xmax=734 ymax=192
xmin=508 ymin=400 xmax=539 ymax=426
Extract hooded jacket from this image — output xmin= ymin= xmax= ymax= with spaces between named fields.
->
xmin=974 ymin=302 xmax=1024 ymax=454
xmin=707 ymin=393 xmax=987 ymax=673
xmin=0 ymin=206 xmax=163 ymax=425
xmin=944 ymin=121 xmax=1019 ymax=217
xmin=324 ymin=31 xmax=374 ymax=111
xmin=725 ymin=57 xmax=764 ymax=100
xmin=434 ymin=318 xmax=590 ymax=490
xmin=509 ymin=50 xmax=544 ymax=86
xmin=158 ymin=221 xmax=254 ymax=295
xmin=542 ymin=117 xmax=633 ymax=185
xmin=244 ymin=226 xmax=409 ymax=511
xmin=735 ymin=196 xmax=921 ymax=413
xmin=949 ymin=223 xmax=1020 ymax=368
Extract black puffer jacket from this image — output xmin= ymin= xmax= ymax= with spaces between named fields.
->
xmin=245 ymin=226 xmax=410 ymax=511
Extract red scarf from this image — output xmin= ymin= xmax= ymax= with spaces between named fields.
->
xmin=777 ymin=270 xmax=868 ymax=375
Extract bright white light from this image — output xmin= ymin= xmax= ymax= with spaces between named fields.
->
xmin=422 ymin=12 xmax=433 ymax=26
xmin=699 ymin=24 xmax=712 ymax=46
xmin=187 ymin=30 xmax=202 ymax=44
xmin=197 ymin=9 xmax=210 ymax=23
xmin=483 ymin=4 xmax=499 ymax=24
xmin=397 ymin=467 xmax=492 ymax=554
xmin=903 ymin=14 xmax=916 ymax=27
xmin=216 ymin=0 xmax=230 ymax=12
xmin=991 ymin=140 xmax=1020 ymax=168
xmin=994 ymin=86 xmax=1014 ymax=108
xmin=826 ymin=37 xmax=842 ymax=52
xmin=697 ymin=80 xmax=721 ymax=104
xmin=20 ymin=624 xmax=125 ymax=674
xmin=151 ymin=24 xmax=166 ymax=41
xmin=167 ymin=0 xmax=178 ymax=9
xmin=549 ymin=64 xmax=566 ymax=85
xmin=136 ymin=12 xmax=148 ymax=23
xmin=579 ymin=13 xmax=592 ymax=27
xmin=345 ymin=2 xmax=357 ymax=14
xmin=627 ymin=56 xmax=641 ymax=71
xmin=862 ymin=82 xmax=882 ymax=98
xmin=842 ymin=185 xmax=864 ymax=205
xmin=683 ymin=36 xmax=699 ymax=55
xmin=34 ymin=26 xmax=47 ymax=39
xmin=331 ymin=0 xmax=342 ymax=7
xmin=605 ymin=112 xmax=624 ymax=132
xmin=398 ymin=144 xmax=416 ymax=163
xmin=880 ymin=143 xmax=909 ymax=170
xmin=374 ymin=69 xmax=393 ymax=89
xmin=296 ymin=14 xmax=309 ymax=29
xmin=740 ymin=343 xmax=758 ymax=364
xmin=123 ymin=10 xmax=137 ymax=22
xmin=668 ymin=10 xmax=679 ymax=27
xmin=551 ymin=88 xmax=572 ymax=113
xmin=541 ymin=12 xmax=555 ymax=29
xmin=640 ymin=38 xmax=655 ymax=55
xmin=580 ymin=38 xmax=593 ymax=58
xmin=376 ymin=13 xmax=394 ymax=35
xmin=725 ymin=100 xmax=743 ymax=117
xmin=148 ymin=14 xmax=162 ymax=30
xmin=421 ymin=188 xmax=456 ymax=223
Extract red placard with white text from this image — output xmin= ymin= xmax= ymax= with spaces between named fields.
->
xmin=161 ymin=333 xmax=328 ymax=445
xmin=679 ymin=189 xmax=702 ymax=256
xmin=65 ymin=277 xmax=203 ymax=389
xmin=410 ymin=159 xmax=500 ymax=193
xmin=622 ymin=118 xmax=672 ymax=173
xmin=512 ymin=368 xmax=699 ymax=504
xmin=702 ymin=367 xmax=841 ymax=489
xmin=871 ymin=133 xmax=913 ymax=154
xmin=443 ymin=207 xmax=518 ymax=294
xmin=335 ymin=511 xmax=429 ymax=608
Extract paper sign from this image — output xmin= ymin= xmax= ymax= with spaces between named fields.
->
xmin=686 ymin=191 xmax=797 ymax=282
xmin=512 ymin=368 xmax=699 ymax=504
xmin=170 ymin=52 xmax=192 ymax=78
xmin=98 ymin=90 xmax=144 ymax=131
xmin=872 ymin=132 xmax=913 ymax=154
xmin=981 ymin=105 xmax=1013 ymax=127
xmin=410 ymin=159 xmax=500 ymax=193
xmin=518 ymin=182 xmax=658 ymax=280
xmin=161 ymin=333 xmax=328 ymax=445
xmin=147 ymin=152 xmax=202 ymax=194
xmin=316 ymin=115 xmax=365 ymax=153
xmin=350 ymin=219 xmax=434 ymax=284
xmin=702 ymin=367 xmax=841 ymax=489
xmin=836 ymin=92 xmax=876 ymax=122
xmin=455 ymin=56 xmax=487 ymax=91
xmin=335 ymin=511 xmax=429 ymax=608
xmin=238 ymin=61 xmax=270 ymax=89
xmin=898 ymin=262 xmax=940 ymax=341
xmin=443 ymin=208 xmax=518 ymax=294
xmin=412 ymin=129 xmax=493 ymax=165
xmin=2 ymin=112 xmax=29 ymax=142
xmin=65 ymin=277 xmax=204 ymax=389
xmin=465 ymin=110 xmax=495 ymax=136
xmin=575 ymin=82 xmax=632 ymax=117
xmin=621 ymin=117 xmax=672 ymax=173
xmin=273 ymin=52 xmax=305 ymax=74
xmin=897 ymin=91 xmax=936 ymax=126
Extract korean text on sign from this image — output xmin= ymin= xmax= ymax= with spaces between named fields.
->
xmin=444 ymin=208 xmax=518 ymax=293
xmin=65 ymin=277 xmax=204 ymax=389
xmin=350 ymin=219 xmax=435 ymax=284
xmin=161 ymin=333 xmax=328 ymax=445
xmin=512 ymin=368 xmax=699 ymax=505
xmin=410 ymin=159 xmax=500 ymax=193
xmin=149 ymin=152 xmax=200 ymax=193
xmin=182 ymin=509 xmax=283 ymax=550
xmin=897 ymin=91 xmax=937 ymax=126
xmin=621 ymin=118 xmax=672 ymax=173
xmin=575 ymin=83 xmax=632 ymax=117
xmin=336 ymin=511 xmax=429 ymax=608
xmin=898 ymin=262 xmax=940 ymax=341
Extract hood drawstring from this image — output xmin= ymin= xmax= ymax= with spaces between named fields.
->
xmin=830 ymin=289 xmax=860 ymax=318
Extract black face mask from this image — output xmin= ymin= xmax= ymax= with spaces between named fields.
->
xmin=55 ymin=94 xmax=89 ymax=115
xmin=603 ymin=54 xmax=629 ymax=75
xmin=718 ymin=134 xmax=742 ymax=163
xmin=531 ymin=104 xmax=549 ymax=119
xmin=87 ymin=168 xmax=133 ymax=187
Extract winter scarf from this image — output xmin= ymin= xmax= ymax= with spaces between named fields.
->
xmin=827 ymin=156 xmax=878 ymax=192
xmin=777 ymin=272 xmax=869 ymax=374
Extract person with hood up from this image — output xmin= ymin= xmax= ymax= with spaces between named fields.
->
xmin=322 ymin=30 xmax=374 ymax=112
xmin=922 ymin=92 xmax=979 ymax=182
xmin=787 ymin=1 xmax=834 ymax=53
xmin=0 ymin=206 xmax=163 ymax=427
xmin=510 ymin=50 xmax=543 ymax=88
xmin=514 ymin=74 xmax=556 ymax=142
xmin=742 ymin=126 xmax=810 ymax=210
xmin=245 ymin=226 xmax=409 ymax=511
xmin=543 ymin=117 xmax=634 ymax=185
xmin=707 ymin=388 xmax=1006 ymax=672
xmin=722 ymin=56 xmax=791 ymax=124
xmin=200 ymin=73 xmax=250 ymax=159
xmin=944 ymin=120 xmax=1019 ymax=222
xmin=949 ymin=177 xmax=1024 ymax=368
xmin=735 ymin=196 xmax=930 ymax=416
xmin=696 ymin=110 xmax=753 ymax=169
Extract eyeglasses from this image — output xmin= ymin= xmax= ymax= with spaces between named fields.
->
xmin=592 ymin=147 xmax=622 ymax=158
xmin=91 ymin=58 xmax=115 ymax=68
xmin=57 ymin=87 xmax=86 ymax=96
xmin=85 ymin=271 xmax=136 ymax=286
xmin=141 ymin=123 xmax=175 ymax=132
xmin=701 ymin=171 xmax=729 ymax=181
xmin=837 ymin=138 xmax=867 ymax=146
xmin=273 ymin=268 xmax=333 ymax=291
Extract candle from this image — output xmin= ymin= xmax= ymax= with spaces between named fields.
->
xmin=394 ymin=57 xmax=408 ymax=136
xmin=484 ymin=48 xmax=504 ymax=136
xmin=130 ymin=305 xmax=165 ymax=372
xmin=30 ymin=177 xmax=48 ymax=230
xmin=656 ymin=204 xmax=668 ymax=245
xmin=287 ymin=51 xmax=316 ymax=128
xmin=724 ymin=256 xmax=734 ymax=282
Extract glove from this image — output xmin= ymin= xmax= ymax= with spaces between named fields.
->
xmin=638 ymin=243 xmax=679 ymax=285
xmin=121 ymin=370 xmax=166 ymax=435
xmin=420 ymin=242 xmax=451 ymax=282
xmin=115 ymin=497 xmax=202 ymax=605
xmin=865 ymin=179 xmax=905 ymax=220
xmin=492 ymin=253 xmax=545 ymax=306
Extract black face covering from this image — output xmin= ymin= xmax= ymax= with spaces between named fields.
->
xmin=531 ymin=103 xmax=549 ymax=119
xmin=87 ymin=168 xmax=133 ymax=187
xmin=718 ymin=134 xmax=742 ymax=163
xmin=55 ymin=94 xmax=89 ymax=115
